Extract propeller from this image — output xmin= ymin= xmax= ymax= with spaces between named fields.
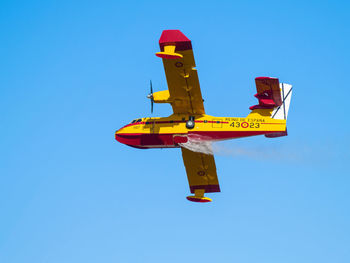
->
xmin=147 ymin=80 xmax=154 ymax=113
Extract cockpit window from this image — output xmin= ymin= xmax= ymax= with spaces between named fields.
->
xmin=136 ymin=119 xmax=142 ymax=123
xmin=131 ymin=119 xmax=137 ymax=123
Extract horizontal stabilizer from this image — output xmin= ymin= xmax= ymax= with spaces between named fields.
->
xmin=250 ymin=77 xmax=282 ymax=110
xmin=265 ymin=129 xmax=288 ymax=138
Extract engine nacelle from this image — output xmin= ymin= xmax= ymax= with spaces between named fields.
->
xmin=153 ymin=90 xmax=171 ymax=103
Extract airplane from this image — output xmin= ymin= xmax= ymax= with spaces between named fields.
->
xmin=115 ymin=30 xmax=293 ymax=203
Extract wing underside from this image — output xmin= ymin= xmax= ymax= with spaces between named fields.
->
xmin=181 ymin=147 xmax=220 ymax=200
xmin=157 ymin=30 xmax=205 ymax=115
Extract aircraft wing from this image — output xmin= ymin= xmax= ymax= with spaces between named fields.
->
xmin=156 ymin=30 xmax=205 ymax=115
xmin=181 ymin=147 xmax=220 ymax=198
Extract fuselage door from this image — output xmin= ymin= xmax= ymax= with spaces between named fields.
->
xmin=212 ymin=119 xmax=223 ymax=128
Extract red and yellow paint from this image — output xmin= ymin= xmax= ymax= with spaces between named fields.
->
xmin=115 ymin=110 xmax=286 ymax=148
xmin=114 ymin=29 xmax=292 ymax=203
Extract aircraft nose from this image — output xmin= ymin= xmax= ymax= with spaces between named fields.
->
xmin=115 ymin=128 xmax=124 ymax=143
xmin=115 ymin=127 xmax=142 ymax=146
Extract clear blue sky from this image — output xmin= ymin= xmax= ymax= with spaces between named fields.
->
xmin=1 ymin=0 xmax=349 ymax=262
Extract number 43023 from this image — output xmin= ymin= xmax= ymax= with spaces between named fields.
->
xmin=230 ymin=122 xmax=260 ymax=128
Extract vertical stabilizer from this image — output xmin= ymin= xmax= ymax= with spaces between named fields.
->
xmin=270 ymin=83 xmax=293 ymax=120
xmin=265 ymin=83 xmax=293 ymax=138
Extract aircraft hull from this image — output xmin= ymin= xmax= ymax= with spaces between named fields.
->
xmin=115 ymin=130 xmax=270 ymax=149
xmin=115 ymin=114 xmax=287 ymax=149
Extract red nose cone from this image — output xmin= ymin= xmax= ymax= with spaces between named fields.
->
xmin=115 ymin=133 xmax=141 ymax=146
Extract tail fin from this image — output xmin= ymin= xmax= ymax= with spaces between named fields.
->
xmin=270 ymin=83 xmax=293 ymax=120
xmin=265 ymin=82 xmax=293 ymax=138
xmin=247 ymin=77 xmax=293 ymax=138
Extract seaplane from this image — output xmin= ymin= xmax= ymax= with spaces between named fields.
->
xmin=115 ymin=30 xmax=293 ymax=203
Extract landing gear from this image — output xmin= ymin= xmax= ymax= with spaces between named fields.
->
xmin=186 ymin=116 xmax=195 ymax=129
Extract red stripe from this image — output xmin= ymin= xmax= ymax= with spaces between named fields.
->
xmin=190 ymin=185 xmax=221 ymax=193
xmin=124 ymin=120 xmax=186 ymax=127
xmin=123 ymin=120 xmax=231 ymax=128
xmin=260 ymin=123 xmax=285 ymax=125
xmin=123 ymin=122 xmax=145 ymax=128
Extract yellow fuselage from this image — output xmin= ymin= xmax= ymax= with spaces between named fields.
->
xmin=115 ymin=112 xmax=286 ymax=148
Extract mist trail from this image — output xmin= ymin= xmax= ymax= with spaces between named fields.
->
xmin=179 ymin=134 xmax=213 ymax=155
xmin=179 ymin=134 xmax=304 ymax=161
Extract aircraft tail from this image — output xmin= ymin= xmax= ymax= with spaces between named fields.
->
xmin=270 ymin=83 xmax=293 ymax=121
xmin=248 ymin=77 xmax=293 ymax=138
xmin=265 ymin=83 xmax=292 ymax=137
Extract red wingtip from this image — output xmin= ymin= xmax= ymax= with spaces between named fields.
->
xmin=255 ymin=76 xmax=278 ymax=80
xmin=186 ymin=196 xmax=212 ymax=203
xmin=159 ymin=30 xmax=192 ymax=51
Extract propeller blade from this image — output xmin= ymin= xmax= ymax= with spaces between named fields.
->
xmin=149 ymin=80 xmax=154 ymax=114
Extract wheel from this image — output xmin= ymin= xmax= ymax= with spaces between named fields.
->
xmin=186 ymin=120 xmax=195 ymax=129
